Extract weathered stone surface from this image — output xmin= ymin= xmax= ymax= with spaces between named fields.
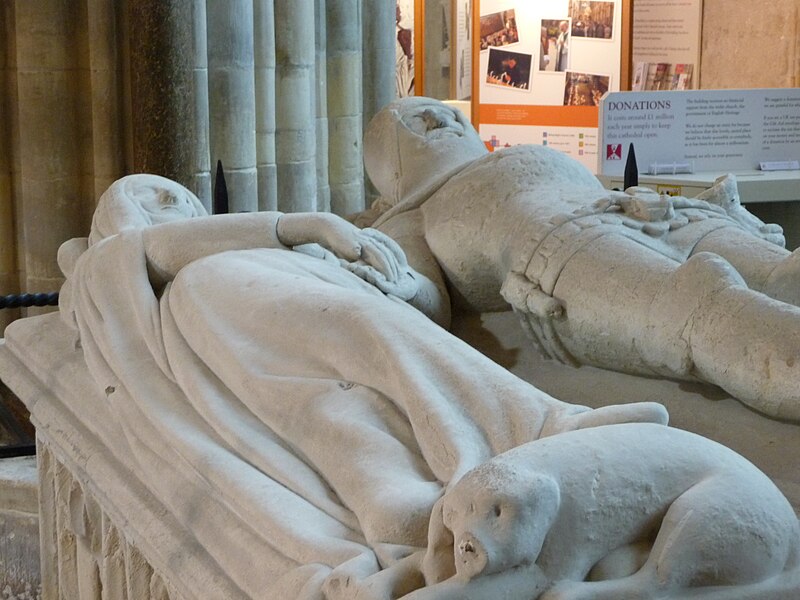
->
xmin=276 ymin=160 xmax=318 ymax=213
xmin=0 ymin=5 xmax=18 ymax=330
xmin=701 ymin=0 xmax=800 ymax=88
xmin=254 ymin=0 xmax=278 ymax=211
xmin=275 ymin=0 xmax=318 ymax=213
xmin=368 ymin=98 xmax=800 ymax=422
xmin=127 ymin=0 xmax=211 ymax=203
xmin=2 ymin=171 xmax=796 ymax=598
xmin=13 ymin=0 xmax=79 ymax=71
xmin=361 ymin=0 xmax=395 ymax=128
xmin=314 ymin=0 xmax=331 ymax=213
xmin=327 ymin=0 xmax=364 ymax=215
xmin=207 ymin=0 xmax=258 ymax=213
xmin=0 ymin=456 xmax=39 ymax=600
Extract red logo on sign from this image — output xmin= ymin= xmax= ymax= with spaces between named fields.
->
xmin=606 ymin=144 xmax=622 ymax=160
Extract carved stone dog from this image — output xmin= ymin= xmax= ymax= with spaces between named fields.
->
xmin=423 ymin=423 xmax=800 ymax=599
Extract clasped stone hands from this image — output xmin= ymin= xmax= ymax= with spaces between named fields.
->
xmin=276 ymin=212 xmax=420 ymax=300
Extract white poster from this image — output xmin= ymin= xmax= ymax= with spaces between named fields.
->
xmin=599 ymin=89 xmax=800 ymax=176
xmin=478 ymin=0 xmax=623 ymax=172
xmin=455 ymin=0 xmax=473 ymax=100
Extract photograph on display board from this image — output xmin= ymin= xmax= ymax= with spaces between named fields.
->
xmin=479 ymin=9 xmax=520 ymax=50
xmin=486 ymin=47 xmax=532 ymax=90
xmin=569 ymin=0 xmax=614 ymax=40
xmin=563 ymin=71 xmax=610 ymax=106
xmin=632 ymin=61 xmax=647 ymax=90
xmin=633 ymin=62 xmax=695 ymax=91
xmin=395 ymin=0 xmax=415 ymax=97
xmin=671 ymin=64 xmax=694 ymax=90
xmin=539 ymin=19 xmax=567 ymax=72
xmin=553 ymin=18 xmax=572 ymax=72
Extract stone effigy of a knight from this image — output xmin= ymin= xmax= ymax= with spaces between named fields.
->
xmin=363 ymin=97 xmax=800 ymax=421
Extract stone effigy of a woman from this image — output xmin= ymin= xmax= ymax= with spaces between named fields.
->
xmin=363 ymin=97 xmax=800 ymax=422
xmin=56 ymin=173 xmax=800 ymax=599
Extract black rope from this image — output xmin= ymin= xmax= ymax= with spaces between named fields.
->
xmin=0 ymin=292 xmax=59 ymax=309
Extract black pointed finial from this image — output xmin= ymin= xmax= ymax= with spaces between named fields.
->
xmin=213 ymin=159 xmax=229 ymax=215
xmin=623 ymin=143 xmax=639 ymax=190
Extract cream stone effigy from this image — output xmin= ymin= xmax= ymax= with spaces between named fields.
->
xmin=1 ymin=106 xmax=799 ymax=599
xmin=365 ymin=97 xmax=800 ymax=422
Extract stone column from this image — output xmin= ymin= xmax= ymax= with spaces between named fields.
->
xmin=0 ymin=4 xmax=19 ymax=328
xmin=13 ymin=1 xmax=87 ymax=296
xmin=126 ymin=0 xmax=211 ymax=209
xmin=361 ymin=0 xmax=395 ymax=134
xmin=85 ymin=0 xmax=125 ymax=202
xmin=207 ymin=0 xmax=258 ymax=213
xmin=314 ymin=0 xmax=332 ymax=212
xmin=361 ymin=0 xmax=395 ymax=203
xmin=274 ymin=0 xmax=317 ymax=213
xmin=254 ymin=0 xmax=278 ymax=211
xmin=327 ymin=0 xmax=365 ymax=216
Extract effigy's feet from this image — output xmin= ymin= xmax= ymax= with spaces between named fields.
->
xmin=763 ymin=247 xmax=800 ymax=307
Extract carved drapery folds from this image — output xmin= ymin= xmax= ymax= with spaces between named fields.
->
xmin=0 ymin=0 xmax=394 ymax=326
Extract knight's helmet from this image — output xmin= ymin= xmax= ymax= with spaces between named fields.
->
xmin=364 ymin=97 xmax=488 ymax=209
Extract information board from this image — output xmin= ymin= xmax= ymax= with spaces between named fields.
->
xmin=474 ymin=0 xmax=626 ymax=172
xmin=598 ymin=89 xmax=800 ymax=176
xmin=631 ymin=0 xmax=702 ymax=91
xmin=454 ymin=0 xmax=473 ymax=100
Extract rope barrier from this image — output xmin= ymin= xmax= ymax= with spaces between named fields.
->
xmin=0 ymin=293 xmax=59 ymax=309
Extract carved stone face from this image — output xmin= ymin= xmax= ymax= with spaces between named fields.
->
xmin=89 ymin=174 xmax=208 ymax=244
xmin=364 ymin=97 xmax=487 ymax=207
xmin=441 ymin=462 xmax=560 ymax=580
xmin=125 ymin=176 xmax=199 ymax=223
xmin=399 ymin=102 xmax=467 ymax=141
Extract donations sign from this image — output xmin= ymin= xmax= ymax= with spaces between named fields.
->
xmin=598 ymin=89 xmax=800 ymax=176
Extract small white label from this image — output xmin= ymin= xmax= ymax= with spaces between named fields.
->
xmin=647 ymin=162 xmax=694 ymax=175
xmin=759 ymin=160 xmax=800 ymax=171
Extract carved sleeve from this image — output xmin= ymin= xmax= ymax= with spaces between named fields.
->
xmin=141 ymin=212 xmax=285 ymax=286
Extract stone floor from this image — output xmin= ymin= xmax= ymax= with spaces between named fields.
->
xmin=0 ymin=377 xmax=40 ymax=599
xmin=0 ymin=456 xmax=39 ymax=600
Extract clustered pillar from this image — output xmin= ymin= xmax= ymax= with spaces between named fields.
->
xmin=11 ymin=2 xmax=88 ymax=300
xmin=126 ymin=0 xmax=212 ymax=208
xmin=0 ymin=5 xmax=17 ymax=328
xmin=254 ymin=0 xmax=279 ymax=211
xmin=274 ymin=0 xmax=318 ymax=213
xmin=326 ymin=0 xmax=365 ymax=216
xmin=85 ymin=0 xmax=126 ymax=202
xmin=314 ymin=0 xmax=332 ymax=212
xmin=207 ymin=0 xmax=259 ymax=212
xmin=361 ymin=0 xmax=396 ymax=203
xmin=1 ymin=0 xmax=396 ymax=320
